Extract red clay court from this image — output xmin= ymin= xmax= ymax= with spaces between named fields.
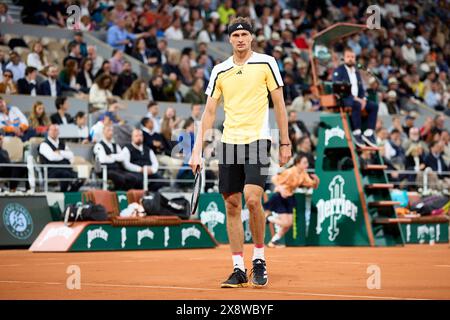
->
xmin=0 ymin=244 xmax=449 ymax=300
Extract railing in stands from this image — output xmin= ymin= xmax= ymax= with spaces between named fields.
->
xmin=0 ymin=162 xmax=449 ymax=195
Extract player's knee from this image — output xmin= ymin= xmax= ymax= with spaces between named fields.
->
xmin=224 ymin=196 xmax=241 ymax=213
xmin=245 ymin=196 xmax=261 ymax=212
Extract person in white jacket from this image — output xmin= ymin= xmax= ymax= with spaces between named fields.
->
xmin=38 ymin=124 xmax=83 ymax=192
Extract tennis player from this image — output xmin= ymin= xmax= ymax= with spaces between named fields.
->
xmin=189 ymin=16 xmax=291 ymax=288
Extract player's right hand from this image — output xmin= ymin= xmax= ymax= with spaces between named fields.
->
xmin=188 ymin=151 xmax=202 ymax=174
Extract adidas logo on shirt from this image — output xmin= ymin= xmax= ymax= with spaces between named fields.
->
xmin=236 ymin=70 xmax=243 ymax=75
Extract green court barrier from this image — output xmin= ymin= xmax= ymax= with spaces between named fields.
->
xmin=31 ymin=221 xmax=217 ymax=252
xmin=198 ymin=192 xmax=308 ymax=245
xmin=400 ymin=223 xmax=449 ymax=244
xmin=0 ymin=196 xmax=53 ymax=247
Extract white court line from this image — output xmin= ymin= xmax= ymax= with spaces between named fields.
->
xmin=0 ymin=259 xmax=160 ymax=267
xmin=0 ymin=280 xmax=429 ymax=300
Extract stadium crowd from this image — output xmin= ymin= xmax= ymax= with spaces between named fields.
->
xmin=0 ymin=0 xmax=449 ymax=192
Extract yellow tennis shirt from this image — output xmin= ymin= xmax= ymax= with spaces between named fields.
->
xmin=205 ymin=52 xmax=284 ymax=144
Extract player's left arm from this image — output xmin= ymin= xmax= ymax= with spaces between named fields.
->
xmin=271 ymin=87 xmax=291 ymax=167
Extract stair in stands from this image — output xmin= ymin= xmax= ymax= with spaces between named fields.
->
xmin=365 ymin=183 xmax=395 ymax=190
xmin=362 ymin=164 xmax=388 ymax=171
xmin=368 ymin=201 xmax=401 ymax=207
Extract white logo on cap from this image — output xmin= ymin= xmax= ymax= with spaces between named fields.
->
xmin=237 ymin=24 xmax=243 ymax=28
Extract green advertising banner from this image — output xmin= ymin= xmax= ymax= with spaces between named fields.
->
xmin=198 ymin=192 xmax=308 ymax=246
xmin=0 ymin=196 xmax=53 ymax=247
xmin=400 ymin=223 xmax=449 ymax=244
xmin=70 ymin=222 xmax=216 ymax=251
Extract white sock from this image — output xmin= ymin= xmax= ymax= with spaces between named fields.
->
xmin=252 ymin=246 xmax=265 ymax=261
xmin=353 ymin=129 xmax=361 ymax=135
xmin=364 ymin=129 xmax=374 ymax=136
xmin=232 ymin=253 xmax=245 ymax=272
xmin=271 ymin=234 xmax=281 ymax=243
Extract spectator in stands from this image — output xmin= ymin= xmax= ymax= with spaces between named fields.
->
xmin=425 ymin=141 xmax=450 ymax=181
xmin=295 ymin=136 xmax=315 ymax=169
xmin=283 ymin=73 xmax=299 ymax=106
xmin=68 ymin=31 xmax=88 ymax=58
xmin=0 ymin=3 xmax=14 ymax=24
xmin=405 ymin=144 xmax=426 ymax=190
xmin=28 ymin=101 xmax=50 ymax=137
xmin=32 ymin=0 xmax=65 ymax=27
xmin=441 ymin=130 xmax=450 ymax=164
xmin=425 ymin=81 xmax=444 ymax=111
xmin=141 ymin=117 xmax=165 ymax=155
xmin=121 ymin=128 xmax=165 ymax=191
xmin=74 ymin=111 xmax=89 ymax=144
xmin=183 ymin=78 xmax=206 ymax=104
xmin=162 ymin=50 xmax=182 ymax=80
xmin=0 ymin=70 xmax=17 ymax=94
xmin=0 ymin=96 xmax=31 ymax=141
xmin=63 ymin=42 xmax=82 ymax=67
xmin=288 ymin=110 xmax=310 ymax=144
xmin=132 ymin=38 xmax=153 ymax=65
xmin=179 ymin=48 xmax=195 ymax=86
xmin=107 ymin=18 xmax=149 ymax=52
xmin=402 ymin=127 xmax=429 ymax=155
xmin=186 ymin=103 xmax=202 ymax=128
xmin=145 ymin=101 xmax=161 ymax=133
xmin=50 ymin=97 xmax=73 ymax=125
xmin=0 ymin=134 xmax=29 ymax=192
xmin=38 ymin=124 xmax=82 ymax=192
xmin=87 ymin=45 xmax=104 ymax=76
xmin=89 ymin=74 xmax=114 ymax=110
xmin=160 ymin=107 xmax=180 ymax=154
xmin=17 ymin=66 xmax=38 ymax=96
xmin=385 ymin=129 xmax=407 ymax=170
xmin=38 ymin=65 xmax=62 ymax=97
xmin=76 ymin=58 xmax=94 ymax=94
xmin=197 ymin=21 xmax=218 ymax=43
xmin=5 ymin=51 xmax=26 ymax=82
xmin=27 ymin=41 xmax=49 ymax=73
xmin=109 ymin=49 xmax=125 ymax=75
xmin=384 ymin=90 xmax=400 ymax=115
xmin=217 ymin=0 xmax=235 ymax=25
xmin=332 ymin=47 xmax=379 ymax=148
xmin=93 ymin=125 xmax=137 ymax=191
xmin=90 ymin=112 xmax=114 ymax=143
xmin=0 ymin=50 xmax=7 ymax=71
xmin=59 ymin=60 xmax=81 ymax=94
xmin=123 ymin=79 xmax=149 ymax=101
xmin=402 ymin=115 xmax=416 ymax=137
xmin=149 ymin=75 xmax=168 ymax=102
xmin=176 ymin=117 xmax=196 ymax=187
xmin=164 ymin=18 xmax=184 ymax=40
xmin=112 ymin=61 xmax=137 ymax=97
xmin=401 ymin=38 xmax=417 ymax=65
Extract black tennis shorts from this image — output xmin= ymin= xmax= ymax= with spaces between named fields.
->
xmin=263 ymin=192 xmax=296 ymax=214
xmin=217 ymin=139 xmax=271 ymax=193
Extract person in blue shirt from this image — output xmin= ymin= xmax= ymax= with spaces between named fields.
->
xmin=107 ymin=18 xmax=150 ymax=52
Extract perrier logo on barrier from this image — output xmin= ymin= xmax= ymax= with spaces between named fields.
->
xmin=200 ymin=201 xmax=225 ymax=237
xmin=3 ymin=203 xmax=34 ymax=240
xmin=316 ymin=175 xmax=357 ymax=241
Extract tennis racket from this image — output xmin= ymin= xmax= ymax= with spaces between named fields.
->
xmin=190 ymin=165 xmax=203 ymax=215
